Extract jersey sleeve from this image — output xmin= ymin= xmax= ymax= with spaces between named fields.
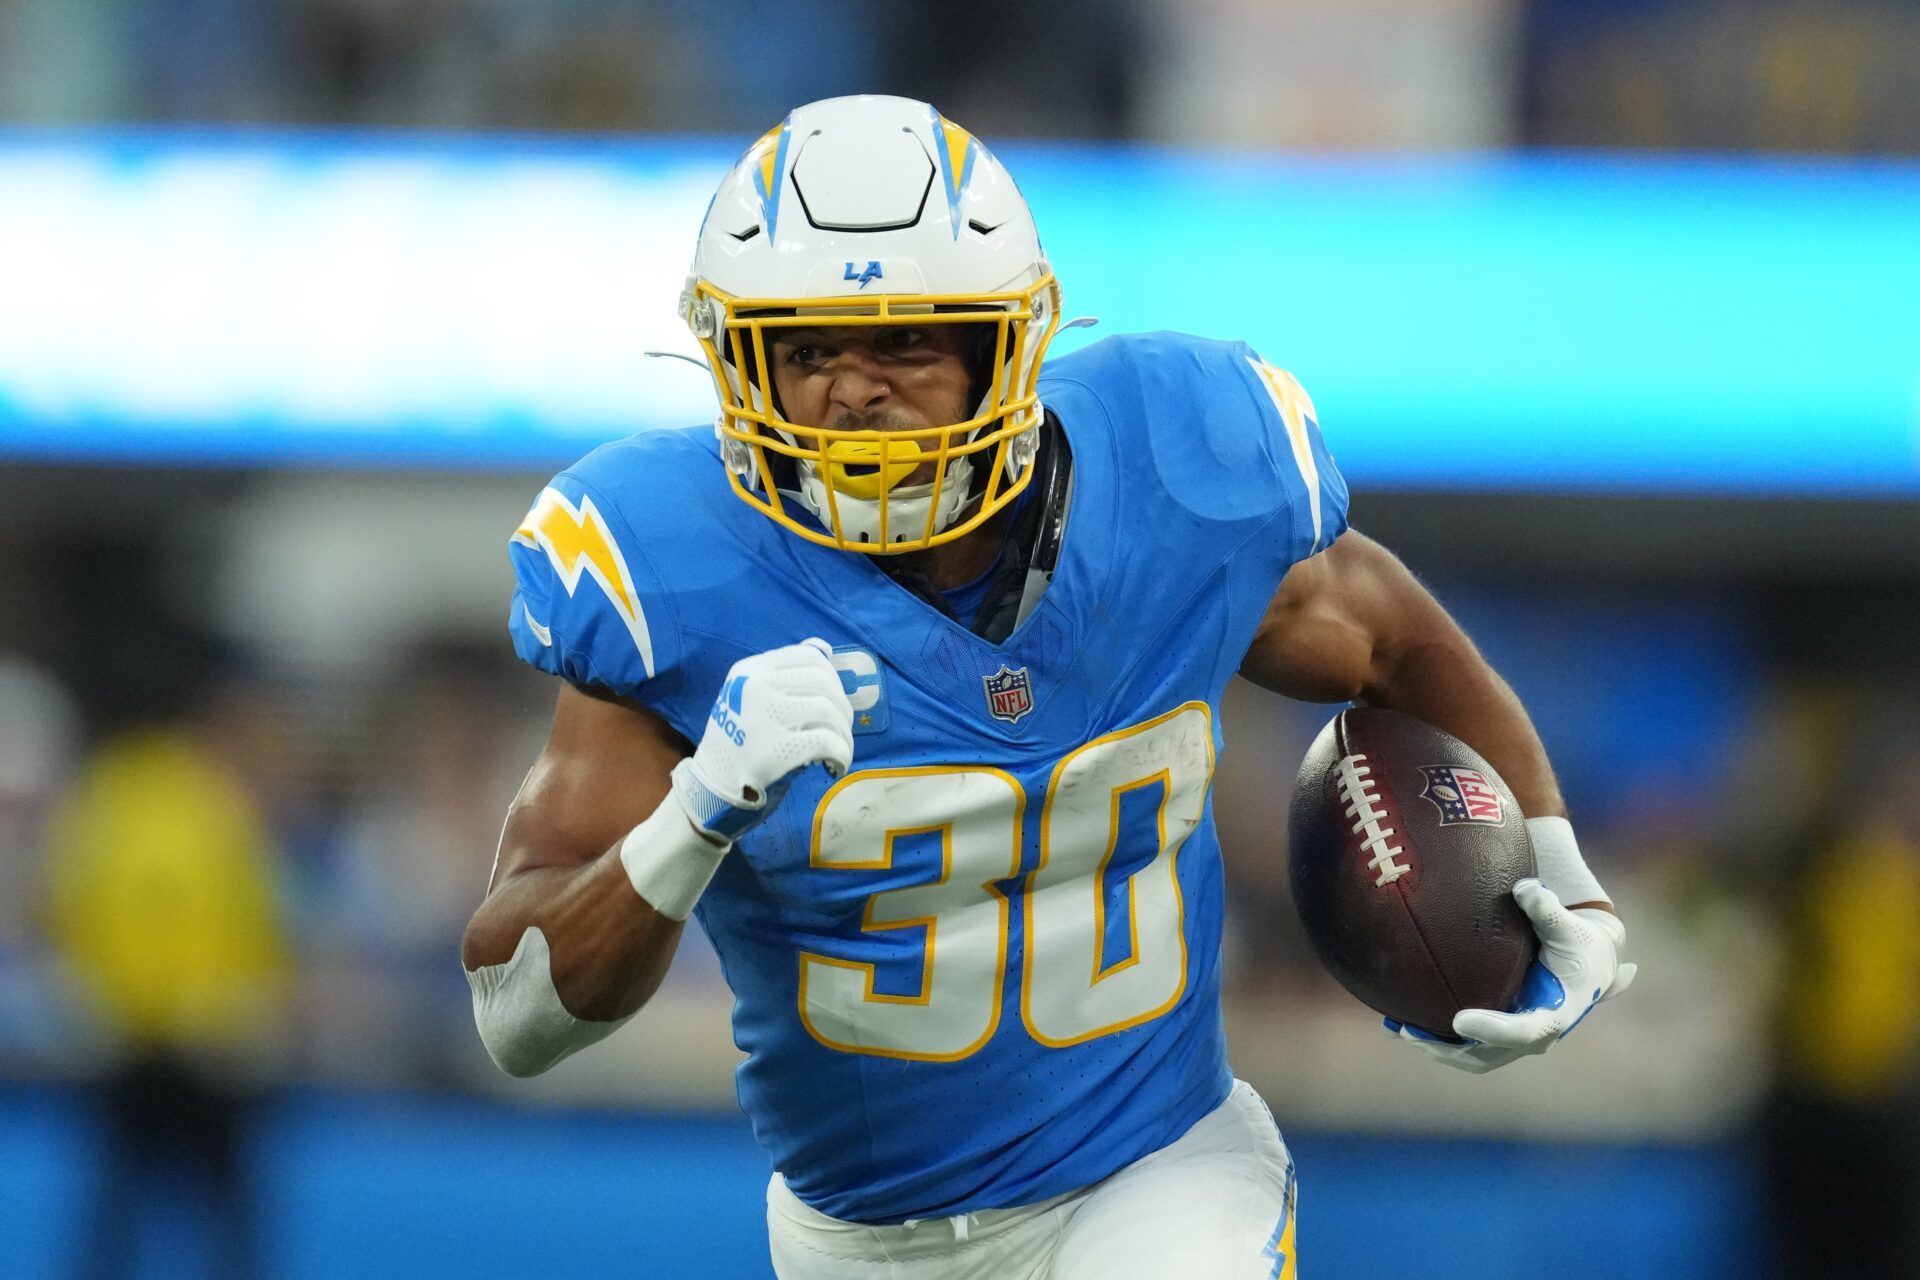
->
xmin=1237 ymin=346 xmax=1351 ymax=562
xmin=506 ymin=469 xmax=683 ymax=708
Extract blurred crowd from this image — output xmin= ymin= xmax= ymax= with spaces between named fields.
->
xmin=0 ymin=644 xmax=533 ymax=1089
xmin=4 ymin=0 xmax=1920 ymax=152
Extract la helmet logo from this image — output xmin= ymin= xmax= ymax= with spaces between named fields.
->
xmin=843 ymin=260 xmax=884 ymax=288
xmin=983 ymin=665 xmax=1034 ymax=724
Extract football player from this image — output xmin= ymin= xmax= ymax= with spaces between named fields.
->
xmin=462 ymin=95 xmax=1634 ymax=1278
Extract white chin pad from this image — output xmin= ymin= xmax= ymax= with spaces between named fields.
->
xmin=798 ymin=454 xmax=975 ymax=545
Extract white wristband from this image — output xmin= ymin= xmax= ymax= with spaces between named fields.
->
xmin=1525 ymin=816 xmax=1609 ymax=908
xmin=618 ymin=792 xmax=730 ymax=921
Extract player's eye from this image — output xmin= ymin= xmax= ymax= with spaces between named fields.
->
xmin=784 ymin=343 xmax=830 ymax=367
xmin=876 ymin=328 xmax=928 ymax=355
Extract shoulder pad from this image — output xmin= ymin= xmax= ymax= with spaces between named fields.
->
xmin=1044 ymin=331 xmax=1349 ymax=560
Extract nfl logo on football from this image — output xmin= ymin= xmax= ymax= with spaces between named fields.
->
xmin=1418 ymin=765 xmax=1505 ymax=826
xmin=983 ymin=665 xmax=1034 ymax=723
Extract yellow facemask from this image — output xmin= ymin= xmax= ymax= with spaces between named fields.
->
xmin=686 ymin=276 xmax=1062 ymax=554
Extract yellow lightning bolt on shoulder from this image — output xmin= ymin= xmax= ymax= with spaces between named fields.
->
xmin=512 ymin=487 xmax=656 ymax=678
xmin=1252 ymin=360 xmax=1319 ymax=443
xmin=1249 ymin=359 xmax=1327 ymax=551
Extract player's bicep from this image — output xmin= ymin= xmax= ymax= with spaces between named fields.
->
xmin=1239 ymin=530 xmax=1446 ymax=702
xmin=489 ymin=683 xmax=691 ymax=892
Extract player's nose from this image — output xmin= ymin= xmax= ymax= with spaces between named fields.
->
xmin=826 ymin=354 xmax=891 ymax=416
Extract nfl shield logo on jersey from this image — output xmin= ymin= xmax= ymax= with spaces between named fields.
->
xmin=1418 ymin=765 xmax=1505 ymax=826
xmin=982 ymin=664 xmax=1035 ymax=723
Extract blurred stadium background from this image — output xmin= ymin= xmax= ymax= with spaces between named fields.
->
xmin=2 ymin=0 xmax=1918 ymax=1276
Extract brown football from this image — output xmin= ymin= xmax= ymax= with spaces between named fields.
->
xmin=1288 ymin=708 xmax=1537 ymax=1039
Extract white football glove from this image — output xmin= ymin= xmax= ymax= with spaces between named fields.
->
xmin=671 ymin=638 xmax=855 ymax=843
xmin=1384 ymin=878 xmax=1637 ymax=1074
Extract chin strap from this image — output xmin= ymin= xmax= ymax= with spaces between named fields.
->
xmin=971 ymin=413 xmax=1073 ymax=643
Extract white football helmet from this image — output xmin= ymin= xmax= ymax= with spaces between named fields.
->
xmin=681 ymin=95 xmax=1061 ymax=553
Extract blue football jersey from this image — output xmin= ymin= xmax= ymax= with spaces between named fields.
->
xmin=506 ymin=331 xmax=1349 ymax=1223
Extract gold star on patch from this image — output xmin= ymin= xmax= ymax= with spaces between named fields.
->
xmin=858 ymin=713 xmax=872 ymax=727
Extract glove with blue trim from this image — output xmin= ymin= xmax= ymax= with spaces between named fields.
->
xmin=1385 ymin=877 xmax=1636 ymax=1074
xmin=671 ymin=638 xmax=854 ymax=843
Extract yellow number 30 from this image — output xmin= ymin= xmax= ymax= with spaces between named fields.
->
xmin=798 ymin=703 xmax=1215 ymax=1061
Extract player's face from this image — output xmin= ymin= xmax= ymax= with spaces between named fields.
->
xmin=768 ymin=326 xmax=974 ymax=481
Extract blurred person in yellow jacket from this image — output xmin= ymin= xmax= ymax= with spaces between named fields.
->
xmin=43 ymin=713 xmax=291 ymax=1280
xmin=1764 ymin=737 xmax=1920 ymax=1280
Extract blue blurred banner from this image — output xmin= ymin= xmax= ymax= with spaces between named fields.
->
xmin=1 ymin=130 xmax=1916 ymax=491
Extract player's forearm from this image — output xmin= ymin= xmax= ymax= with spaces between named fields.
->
xmin=462 ymin=764 xmax=738 ymax=1079
xmin=464 ymin=849 xmax=686 ymax=1023
xmin=1358 ymin=629 xmax=1566 ymax=823
xmin=461 ymin=851 xmax=689 ymax=1079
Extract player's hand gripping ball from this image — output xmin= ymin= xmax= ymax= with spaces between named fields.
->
xmin=671 ymin=638 xmax=855 ymax=842
xmin=1287 ymin=708 xmax=1537 ymax=1039
xmin=1389 ymin=879 xmax=1635 ymax=1074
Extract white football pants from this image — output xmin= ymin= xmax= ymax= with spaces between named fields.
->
xmin=766 ymin=1080 xmax=1299 ymax=1280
